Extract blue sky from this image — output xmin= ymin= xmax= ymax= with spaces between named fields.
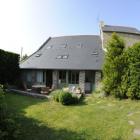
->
xmin=0 ymin=0 xmax=140 ymax=55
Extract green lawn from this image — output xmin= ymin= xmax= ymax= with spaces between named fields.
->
xmin=5 ymin=93 xmax=140 ymax=140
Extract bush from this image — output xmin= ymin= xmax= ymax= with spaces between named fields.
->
xmin=53 ymin=90 xmax=79 ymax=105
xmin=59 ymin=92 xmax=73 ymax=105
xmin=0 ymin=49 xmax=20 ymax=85
xmin=52 ymin=90 xmax=62 ymax=102
xmin=71 ymin=94 xmax=79 ymax=104
xmin=0 ymin=85 xmax=20 ymax=140
xmin=0 ymin=85 xmax=6 ymax=121
xmin=53 ymin=92 xmax=61 ymax=102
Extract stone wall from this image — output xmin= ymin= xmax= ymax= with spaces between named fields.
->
xmin=79 ymin=71 xmax=85 ymax=93
xmin=52 ymin=70 xmax=59 ymax=89
xmin=102 ymin=32 xmax=140 ymax=49
xmin=95 ymin=71 xmax=102 ymax=90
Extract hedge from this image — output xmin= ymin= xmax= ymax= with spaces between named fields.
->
xmin=0 ymin=49 xmax=20 ymax=85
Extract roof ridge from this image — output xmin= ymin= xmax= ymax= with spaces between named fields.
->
xmin=104 ymin=24 xmax=138 ymax=30
xmin=51 ymin=35 xmax=100 ymax=39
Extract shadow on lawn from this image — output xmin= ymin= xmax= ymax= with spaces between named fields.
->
xmin=5 ymin=93 xmax=89 ymax=140
xmin=16 ymin=116 xmax=89 ymax=140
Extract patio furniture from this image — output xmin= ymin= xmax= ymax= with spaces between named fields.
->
xmin=40 ymin=87 xmax=50 ymax=95
xmin=32 ymin=84 xmax=46 ymax=88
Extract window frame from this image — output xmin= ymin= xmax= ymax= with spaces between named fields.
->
xmin=59 ymin=70 xmax=66 ymax=83
xmin=68 ymin=71 xmax=79 ymax=84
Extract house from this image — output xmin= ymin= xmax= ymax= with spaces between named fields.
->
xmin=20 ymin=22 xmax=140 ymax=93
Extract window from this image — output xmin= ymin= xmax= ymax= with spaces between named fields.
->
xmin=68 ymin=71 xmax=79 ymax=84
xmin=56 ymin=55 xmax=69 ymax=59
xmin=59 ymin=44 xmax=67 ymax=48
xmin=62 ymin=55 xmax=68 ymax=59
xmin=76 ymin=43 xmax=83 ymax=48
xmin=91 ymin=51 xmax=98 ymax=55
xmin=46 ymin=46 xmax=52 ymax=49
xmin=59 ymin=71 xmax=66 ymax=83
xmin=56 ymin=55 xmax=62 ymax=59
xmin=27 ymin=72 xmax=32 ymax=82
xmin=35 ymin=53 xmax=42 ymax=57
xmin=36 ymin=71 xmax=43 ymax=83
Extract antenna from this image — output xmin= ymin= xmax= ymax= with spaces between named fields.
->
xmin=96 ymin=12 xmax=100 ymax=24
xmin=20 ymin=47 xmax=23 ymax=60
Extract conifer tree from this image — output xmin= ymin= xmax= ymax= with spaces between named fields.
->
xmin=103 ymin=33 xmax=125 ymax=97
xmin=124 ymin=43 xmax=140 ymax=99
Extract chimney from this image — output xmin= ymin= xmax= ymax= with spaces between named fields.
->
xmin=99 ymin=21 xmax=105 ymax=28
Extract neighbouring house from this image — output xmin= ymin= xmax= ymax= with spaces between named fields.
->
xmin=20 ymin=22 xmax=140 ymax=93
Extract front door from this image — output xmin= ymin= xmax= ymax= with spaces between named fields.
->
xmin=85 ymin=71 xmax=95 ymax=93
xmin=46 ymin=70 xmax=52 ymax=88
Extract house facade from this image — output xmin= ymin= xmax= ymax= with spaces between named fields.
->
xmin=20 ymin=23 xmax=140 ymax=93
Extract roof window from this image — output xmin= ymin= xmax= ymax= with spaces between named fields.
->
xmin=76 ymin=43 xmax=83 ymax=48
xmin=46 ymin=45 xmax=52 ymax=49
xmin=56 ymin=55 xmax=69 ymax=59
xmin=35 ymin=53 xmax=42 ymax=57
xmin=91 ymin=51 xmax=98 ymax=55
xmin=59 ymin=44 xmax=67 ymax=48
xmin=56 ymin=55 xmax=62 ymax=59
xmin=62 ymin=55 xmax=68 ymax=59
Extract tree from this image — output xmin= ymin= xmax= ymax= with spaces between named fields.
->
xmin=123 ymin=43 xmax=140 ymax=99
xmin=103 ymin=33 xmax=125 ymax=98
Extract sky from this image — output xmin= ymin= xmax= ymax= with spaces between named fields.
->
xmin=0 ymin=0 xmax=140 ymax=56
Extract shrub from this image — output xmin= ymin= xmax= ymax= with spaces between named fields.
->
xmin=71 ymin=94 xmax=79 ymax=104
xmin=0 ymin=49 xmax=20 ymax=85
xmin=53 ymin=90 xmax=79 ymax=105
xmin=53 ymin=92 xmax=60 ymax=102
xmin=52 ymin=90 xmax=62 ymax=102
xmin=59 ymin=92 xmax=73 ymax=105
xmin=0 ymin=85 xmax=6 ymax=121
xmin=0 ymin=85 xmax=20 ymax=140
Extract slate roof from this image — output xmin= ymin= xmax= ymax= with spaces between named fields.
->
xmin=102 ymin=25 xmax=140 ymax=35
xmin=20 ymin=35 xmax=103 ymax=70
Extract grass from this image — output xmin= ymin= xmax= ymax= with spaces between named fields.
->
xmin=5 ymin=92 xmax=140 ymax=140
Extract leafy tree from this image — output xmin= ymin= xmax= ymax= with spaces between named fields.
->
xmin=103 ymin=33 xmax=125 ymax=98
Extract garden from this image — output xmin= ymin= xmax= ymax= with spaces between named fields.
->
xmin=1 ymin=34 xmax=140 ymax=140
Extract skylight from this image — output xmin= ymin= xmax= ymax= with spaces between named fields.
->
xmin=56 ymin=55 xmax=69 ymax=59
xmin=62 ymin=55 xmax=68 ymax=59
xmin=76 ymin=43 xmax=83 ymax=48
xmin=35 ymin=53 xmax=42 ymax=57
xmin=56 ymin=55 xmax=62 ymax=59
xmin=59 ymin=44 xmax=67 ymax=48
xmin=91 ymin=51 xmax=98 ymax=55
xmin=46 ymin=45 xmax=52 ymax=49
